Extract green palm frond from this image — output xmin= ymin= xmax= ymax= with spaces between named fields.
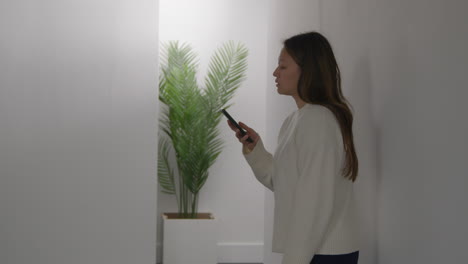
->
xmin=158 ymin=40 xmax=248 ymax=218
xmin=204 ymin=41 xmax=248 ymax=113
xmin=158 ymin=138 xmax=176 ymax=195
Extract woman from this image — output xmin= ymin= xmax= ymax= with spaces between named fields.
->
xmin=227 ymin=32 xmax=360 ymax=264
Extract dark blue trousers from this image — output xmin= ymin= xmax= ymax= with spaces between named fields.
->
xmin=310 ymin=251 xmax=359 ymax=264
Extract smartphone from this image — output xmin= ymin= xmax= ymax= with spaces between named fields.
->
xmin=221 ymin=109 xmax=254 ymax=143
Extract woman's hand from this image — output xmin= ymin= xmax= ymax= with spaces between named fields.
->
xmin=227 ymin=120 xmax=260 ymax=153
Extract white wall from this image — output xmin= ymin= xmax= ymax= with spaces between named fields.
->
xmin=157 ymin=0 xmax=268 ymax=263
xmin=0 ymin=1 xmax=159 ymax=264
xmin=370 ymin=0 xmax=468 ymax=263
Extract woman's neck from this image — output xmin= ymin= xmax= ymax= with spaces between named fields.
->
xmin=293 ymin=95 xmax=307 ymax=109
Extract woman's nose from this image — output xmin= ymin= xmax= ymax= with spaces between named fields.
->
xmin=273 ymin=68 xmax=278 ymax=77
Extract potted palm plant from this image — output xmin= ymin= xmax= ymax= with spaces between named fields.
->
xmin=158 ymin=41 xmax=248 ymax=264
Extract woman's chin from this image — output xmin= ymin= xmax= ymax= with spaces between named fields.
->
xmin=276 ymin=88 xmax=289 ymax=96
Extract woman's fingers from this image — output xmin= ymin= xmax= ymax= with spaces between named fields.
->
xmin=239 ymin=122 xmax=258 ymax=141
xmin=227 ymin=120 xmax=259 ymax=151
xmin=227 ymin=120 xmax=244 ymax=140
xmin=239 ymin=134 xmax=252 ymax=144
xmin=239 ymin=122 xmax=254 ymax=134
xmin=227 ymin=120 xmax=236 ymax=131
xmin=238 ymin=122 xmax=259 ymax=151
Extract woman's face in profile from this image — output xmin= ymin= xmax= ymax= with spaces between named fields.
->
xmin=273 ymin=48 xmax=301 ymax=96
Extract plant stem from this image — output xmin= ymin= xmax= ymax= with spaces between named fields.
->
xmin=191 ymin=193 xmax=198 ymax=218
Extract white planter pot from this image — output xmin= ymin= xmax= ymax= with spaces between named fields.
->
xmin=162 ymin=213 xmax=217 ymax=264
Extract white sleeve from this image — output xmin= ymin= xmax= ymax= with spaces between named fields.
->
xmin=243 ymin=138 xmax=274 ymax=191
xmin=282 ymin=115 xmax=343 ymax=264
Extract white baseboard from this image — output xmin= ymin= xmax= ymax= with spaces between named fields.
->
xmin=157 ymin=242 xmax=264 ymax=263
xmin=217 ymin=242 xmax=264 ymax=263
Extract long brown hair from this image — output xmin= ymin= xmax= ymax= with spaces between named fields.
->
xmin=284 ymin=32 xmax=358 ymax=182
